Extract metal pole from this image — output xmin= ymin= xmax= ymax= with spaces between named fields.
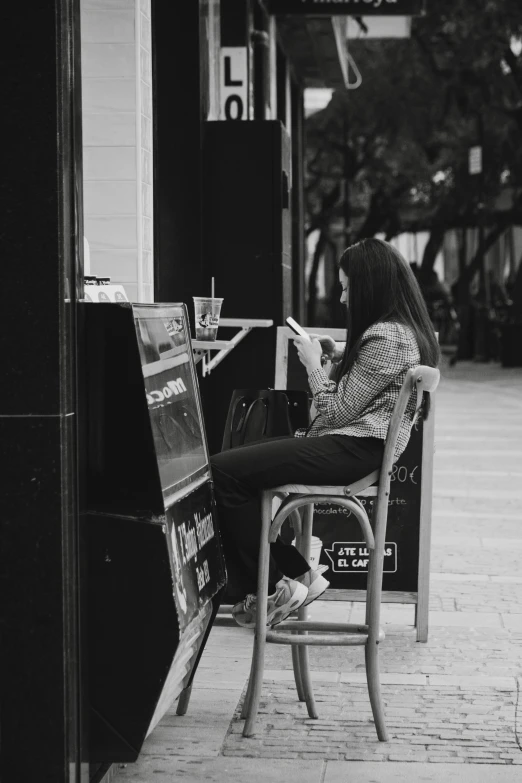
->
xmin=343 ymin=112 xmax=350 ymax=249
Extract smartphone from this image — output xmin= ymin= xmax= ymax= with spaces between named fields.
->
xmin=286 ymin=316 xmax=311 ymax=341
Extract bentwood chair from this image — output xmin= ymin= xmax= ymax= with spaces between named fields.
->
xmin=240 ymin=365 xmax=440 ymax=740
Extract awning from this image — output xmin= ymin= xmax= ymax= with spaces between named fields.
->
xmin=276 ymin=16 xmax=349 ymax=89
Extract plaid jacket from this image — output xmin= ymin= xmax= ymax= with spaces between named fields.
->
xmin=294 ymin=321 xmax=421 ymax=458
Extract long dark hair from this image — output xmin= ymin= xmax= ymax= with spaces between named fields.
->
xmin=336 ymin=238 xmax=440 ymax=384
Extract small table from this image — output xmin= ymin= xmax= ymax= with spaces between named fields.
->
xmin=192 ymin=318 xmax=273 ymax=377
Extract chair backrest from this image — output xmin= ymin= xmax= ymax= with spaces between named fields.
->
xmin=365 ymin=364 xmax=440 ymax=637
xmin=380 ymin=364 xmax=440 ymax=486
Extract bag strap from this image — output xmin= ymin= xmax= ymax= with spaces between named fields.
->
xmin=229 ymin=395 xmax=250 ymax=435
xmin=240 ymin=397 xmax=269 ymax=445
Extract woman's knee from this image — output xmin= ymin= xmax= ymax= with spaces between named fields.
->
xmin=210 ymin=459 xmax=252 ymax=506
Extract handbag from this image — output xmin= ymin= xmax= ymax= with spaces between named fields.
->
xmin=222 ymin=389 xmax=311 ymax=451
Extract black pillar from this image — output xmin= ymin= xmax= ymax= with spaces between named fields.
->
xmin=152 ymin=0 xmax=204 ymax=319
xmin=0 ymin=2 xmax=83 ymax=781
xmin=291 ymin=78 xmax=306 ymax=323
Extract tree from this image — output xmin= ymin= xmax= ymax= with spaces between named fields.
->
xmin=304 ymin=0 xmax=522 ymax=326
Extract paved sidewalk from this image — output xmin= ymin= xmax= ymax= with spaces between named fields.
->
xmin=115 ymin=358 xmax=522 ymax=782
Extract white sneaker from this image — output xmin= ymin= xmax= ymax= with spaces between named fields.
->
xmin=294 ymin=568 xmax=330 ymax=606
xmin=232 ymin=577 xmax=308 ymax=629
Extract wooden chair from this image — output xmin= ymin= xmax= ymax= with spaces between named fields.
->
xmin=240 ymin=365 xmax=440 ymax=740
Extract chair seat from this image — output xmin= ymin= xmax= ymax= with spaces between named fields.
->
xmin=274 ymin=468 xmax=380 ymax=498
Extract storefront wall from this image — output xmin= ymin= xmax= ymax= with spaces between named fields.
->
xmin=1 ymin=1 xmax=84 ymax=780
xmin=78 ymin=0 xmax=306 ymax=317
xmin=81 ymin=0 xmax=153 ymax=302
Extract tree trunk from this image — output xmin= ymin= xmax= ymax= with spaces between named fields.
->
xmin=458 ymin=227 xmax=467 ymax=277
xmin=459 ymin=220 xmax=509 ymax=288
xmin=420 ymin=226 xmax=445 ymax=280
xmin=307 ymin=230 xmax=327 ymax=325
xmin=453 ymin=220 xmax=509 ymax=361
xmin=355 ymin=190 xmax=388 ymax=240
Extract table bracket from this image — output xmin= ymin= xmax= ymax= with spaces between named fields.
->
xmin=192 ymin=318 xmax=273 ymax=377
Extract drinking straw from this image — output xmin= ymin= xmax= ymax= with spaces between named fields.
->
xmin=211 ymin=277 xmax=215 ymax=299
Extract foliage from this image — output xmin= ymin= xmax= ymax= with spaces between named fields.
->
xmin=305 ymin=0 xmax=522 ymax=264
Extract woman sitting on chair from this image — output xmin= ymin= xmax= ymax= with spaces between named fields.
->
xmin=210 ymin=238 xmax=440 ymax=628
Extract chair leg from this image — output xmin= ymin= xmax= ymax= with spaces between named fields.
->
xmin=365 ymin=641 xmax=389 ymax=742
xmin=295 ymin=504 xmax=318 ymax=718
xmin=240 ymin=653 xmax=256 ymax=719
xmin=297 ymin=644 xmax=318 ymax=719
xmin=243 ymin=491 xmax=272 ymax=738
xmin=176 ymin=683 xmax=193 ymax=716
xmin=290 ymin=507 xmax=304 ymax=701
xmin=291 ymin=641 xmax=305 ymax=701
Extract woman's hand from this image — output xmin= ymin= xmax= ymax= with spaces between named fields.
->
xmin=293 ymin=336 xmax=323 ymax=374
xmin=308 ymin=334 xmax=344 ymax=363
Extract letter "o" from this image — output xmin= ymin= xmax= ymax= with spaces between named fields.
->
xmin=225 ymin=95 xmax=243 ymax=120
xmin=163 ymin=386 xmax=172 ymax=399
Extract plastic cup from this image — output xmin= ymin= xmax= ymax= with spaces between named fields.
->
xmin=291 ymin=535 xmax=323 ymax=570
xmin=309 ymin=536 xmax=323 ymax=570
xmin=193 ymin=297 xmax=223 ymax=341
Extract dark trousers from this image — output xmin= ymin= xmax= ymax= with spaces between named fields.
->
xmin=210 ymin=435 xmax=384 ymax=598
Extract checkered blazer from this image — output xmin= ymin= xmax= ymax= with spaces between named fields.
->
xmin=294 ymin=321 xmax=421 ymax=458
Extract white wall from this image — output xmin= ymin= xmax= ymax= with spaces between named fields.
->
xmin=81 ymin=0 xmax=153 ymax=302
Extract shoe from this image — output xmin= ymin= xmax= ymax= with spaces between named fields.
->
xmin=232 ymin=577 xmax=308 ymax=629
xmin=294 ymin=568 xmax=330 ymax=606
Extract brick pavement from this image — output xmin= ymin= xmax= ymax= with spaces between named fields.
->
xmin=115 ymin=358 xmax=522 ymax=782
xmin=222 ymin=681 xmax=521 ymax=764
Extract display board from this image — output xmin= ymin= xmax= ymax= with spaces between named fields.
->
xmin=83 ymin=302 xmax=227 ymax=763
xmin=165 ymin=479 xmax=225 ymax=629
xmin=275 ymin=326 xmax=435 ymax=642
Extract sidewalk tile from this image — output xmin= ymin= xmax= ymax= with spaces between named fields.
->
xmin=265 ymin=670 xmax=340 ymax=683
xmin=482 ymin=538 xmax=522 ymax=549
xmin=433 ymin=509 xmax=522 ymax=520
xmin=427 ymin=676 xmax=516 ymax=689
xmin=340 ymin=673 xmax=427 ymax=685
xmin=501 ymin=614 xmax=522 ymax=630
xmin=431 ymin=573 xmax=490 ymax=582
xmin=309 ymin=762 xmax=522 ymax=779
xmin=428 ymin=612 xmax=502 ymax=628
xmin=117 ymin=757 xmax=324 ymax=783
xmin=432 ymin=536 xmax=482 ymax=547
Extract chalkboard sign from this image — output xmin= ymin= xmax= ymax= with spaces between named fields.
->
xmin=275 ymin=327 xmax=435 ymax=642
xmin=312 ymin=418 xmax=422 ymax=592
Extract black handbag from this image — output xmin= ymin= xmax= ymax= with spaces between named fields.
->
xmin=222 ymin=389 xmax=311 ymax=451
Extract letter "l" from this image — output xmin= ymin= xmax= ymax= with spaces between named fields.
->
xmin=224 ymin=56 xmax=242 ymax=86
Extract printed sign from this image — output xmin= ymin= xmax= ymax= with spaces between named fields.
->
xmin=325 ymin=542 xmax=397 ymax=573
xmin=468 ymin=146 xmax=482 ymax=175
xmin=166 ymin=480 xmax=226 ymax=630
xmin=84 ymin=283 xmax=128 ymax=302
xmin=220 ymin=47 xmax=248 ymax=120
xmin=266 ymin=0 xmax=426 ymax=16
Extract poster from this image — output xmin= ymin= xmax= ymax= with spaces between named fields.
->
xmin=165 ymin=479 xmax=226 ymax=630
